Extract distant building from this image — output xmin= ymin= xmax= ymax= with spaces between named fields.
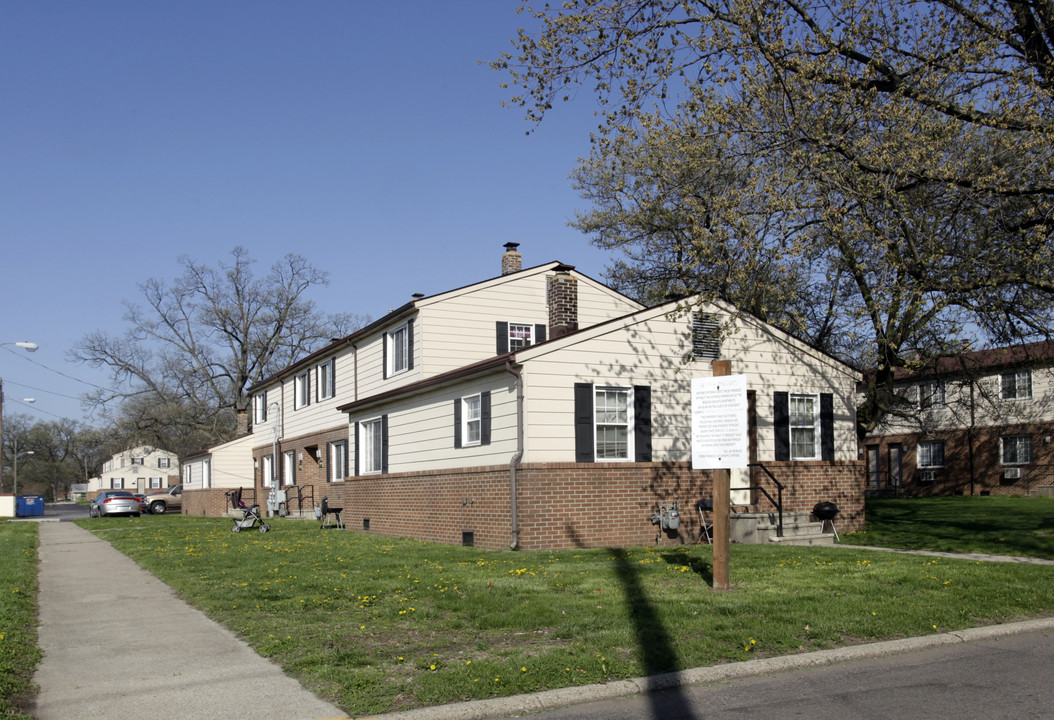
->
xmin=87 ymin=446 xmax=179 ymax=496
xmin=863 ymin=342 xmax=1054 ymax=496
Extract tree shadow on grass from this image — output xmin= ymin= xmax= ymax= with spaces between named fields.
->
xmin=661 ymin=553 xmax=713 ymax=585
xmin=611 ymin=548 xmax=700 ymax=720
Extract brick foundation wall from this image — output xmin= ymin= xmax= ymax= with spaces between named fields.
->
xmin=182 ymin=488 xmax=236 ymax=517
xmin=183 ymin=460 xmax=863 ymax=550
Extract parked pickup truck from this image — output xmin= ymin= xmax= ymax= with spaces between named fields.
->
xmin=144 ymin=484 xmax=183 ymax=515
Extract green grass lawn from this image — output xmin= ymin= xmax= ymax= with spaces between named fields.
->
xmin=0 ymin=523 xmax=39 ymax=720
xmin=5 ymin=495 xmax=1054 ymax=717
xmin=76 ymin=511 xmax=1054 ymax=715
xmin=839 ymin=495 xmax=1054 ymax=558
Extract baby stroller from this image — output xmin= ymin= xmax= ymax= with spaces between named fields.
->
xmin=226 ymin=488 xmax=270 ymax=533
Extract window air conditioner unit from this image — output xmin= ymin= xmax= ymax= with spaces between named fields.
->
xmin=919 ymin=470 xmax=936 ymax=483
xmin=1003 ymin=467 xmax=1022 ymax=480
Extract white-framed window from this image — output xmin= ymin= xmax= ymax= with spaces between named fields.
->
xmin=462 ymin=393 xmax=482 ymax=446
xmin=254 ymin=392 xmax=268 ymax=423
xmin=595 ymin=386 xmax=633 ymax=460
xmin=1001 ymin=435 xmax=1033 ymax=464
xmin=131 ymin=457 xmax=144 ymax=465
xmin=361 ymin=418 xmax=384 ymax=474
xmin=317 ymin=358 xmax=335 ymax=401
xmin=387 ymin=324 xmax=410 ymax=376
xmin=918 ymin=440 xmax=946 ymax=468
xmin=790 ymin=394 xmax=819 ymax=460
xmin=149 ymin=477 xmax=163 ymax=489
xmin=261 ymin=454 xmax=274 ymax=488
xmin=294 ymin=371 xmax=311 ymax=409
xmin=183 ymin=465 xmax=191 ymax=483
xmin=329 ymin=440 xmax=348 ymax=481
xmin=508 ymin=323 xmax=534 ymax=351
xmin=283 ymin=450 xmax=297 ymax=485
xmin=1001 ymin=369 xmax=1032 ymax=400
xmin=157 ymin=457 xmax=170 ymax=469
xmin=110 ymin=478 xmax=123 ymax=489
xmin=918 ymin=381 xmax=945 ymax=409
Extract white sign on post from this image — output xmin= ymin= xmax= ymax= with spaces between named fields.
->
xmin=691 ymin=374 xmax=749 ymax=470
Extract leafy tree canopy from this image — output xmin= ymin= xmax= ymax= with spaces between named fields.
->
xmin=495 ymin=0 xmax=1054 ymax=433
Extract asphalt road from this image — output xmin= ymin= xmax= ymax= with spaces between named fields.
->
xmin=39 ymin=503 xmax=90 ymax=521
xmin=502 ymin=629 xmax=1054 ymax=720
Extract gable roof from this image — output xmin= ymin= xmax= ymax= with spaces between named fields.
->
xmin=249 ymin=261 xmax=641 ymax=392
xmin=886 ymin=340 xmax=1054 ymax=383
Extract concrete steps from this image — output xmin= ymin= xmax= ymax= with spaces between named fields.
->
xmin=729 ymin=510 xmax=836 ymax=546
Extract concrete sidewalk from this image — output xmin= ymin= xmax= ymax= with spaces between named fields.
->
xmin=32 ymin=521 xmax=348 ymax=720
xmin=28 ymin=519 xmax=1054 ymax=720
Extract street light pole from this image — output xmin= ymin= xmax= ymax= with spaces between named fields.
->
xmin=13 ymin=441 xmax=34 ymax=497
xmin=0 ymin=341 xmax=39 ymax=495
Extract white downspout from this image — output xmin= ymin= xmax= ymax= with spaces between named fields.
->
xmin=506 ymin=359 xmax=524 ymax=550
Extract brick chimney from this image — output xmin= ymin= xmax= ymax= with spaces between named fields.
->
xmin=547 ymin=265 xmax=578 ymax=338
xmin=502 ymin=242 xmax=522 ymax=275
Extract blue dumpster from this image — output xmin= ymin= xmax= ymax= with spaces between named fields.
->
xmin=16 ymin=495 xmax=44 ymax=517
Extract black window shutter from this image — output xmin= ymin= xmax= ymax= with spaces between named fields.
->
xmin=382 ymin=334 xmax=388 ymax=380
xmin=381 ymin=414 xmax=389 ymax=474
xmin=407 ymin=319 xmax=415 ymax=371
xmin=774 ymin=392 xmax=790 ymax=461
xmin=574 ymin=382 xmax=595 ymax=462
xmin=453 ymin=398 xmax=462 ymax=448
xmin=496 ymin=321 xmax=509 ymax=354
xmin=330 ymin=359 xmax=336 ymax=397
xmin=634 ymin=385 xmax=652 ymax=462
xmin=354 ymin=421 xmax=360 ymax=476
xmin=326 ymin=442 xmax=332 ymax=482
xmin=820 ymin=393 xmax=835 ymax=461
xmin=535 ymin=324 xmax=547 ymax=344
xmin=481 ymin=391 xmax=491 ymax=445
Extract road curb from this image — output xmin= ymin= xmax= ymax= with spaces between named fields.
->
xmin=366 ymin=617 xmax=1054 ymax=720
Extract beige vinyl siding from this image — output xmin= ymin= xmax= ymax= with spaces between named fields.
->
xmin=182 ymin=459 xmax=207 ymax=490
xmin=418 ymin=269 xmax=642 ymax=377
xmin=352 ymin=373 xmax=517 ymax=474
xmin=204 ymin=435 xmax=255 ymax=489
xmin=874 ymin=365 xmax=1054 ymax=436
xmin=251 ymin=381 xmax=284 ymax=451
xmin=519 ymin=302 xmax=859 ymax=464
xmin=274 ymin=350 xmax=358 ymax=440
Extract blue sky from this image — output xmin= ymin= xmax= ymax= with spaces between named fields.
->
xmin=1 ymin=1 xmax=613 ymax=426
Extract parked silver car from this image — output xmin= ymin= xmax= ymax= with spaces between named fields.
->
xmin=89 ymin=491 xmax=143 ymax=517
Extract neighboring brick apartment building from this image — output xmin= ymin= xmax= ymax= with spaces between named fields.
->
xmin=863 ymin=341 xmax=1054 ymax=497
xmin=187 ymin=243 xmax=864 ymax=549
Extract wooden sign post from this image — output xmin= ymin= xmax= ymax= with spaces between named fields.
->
xmin=691 ymin=360 xmax=747 ymax=592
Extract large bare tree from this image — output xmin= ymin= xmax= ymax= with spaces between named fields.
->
xmin=495 ymin=0 xmax=1054 ymax=434
xmin=72 ymin=247 xmax=366 ymax=449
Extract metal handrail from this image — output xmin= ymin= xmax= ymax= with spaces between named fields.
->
xmin=283 ymin=484 xmax=316 ymax=515
xmin=745 ymin=463 xmax=785 ymax=537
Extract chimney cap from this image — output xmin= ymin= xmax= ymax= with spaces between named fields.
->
xmin=553 ymin=263 xmax=575 ymax=273
xmin=504 ymin=242 xmax=520 ymax=251
xmin=411 ymin=292 xmax=425 ymax=299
